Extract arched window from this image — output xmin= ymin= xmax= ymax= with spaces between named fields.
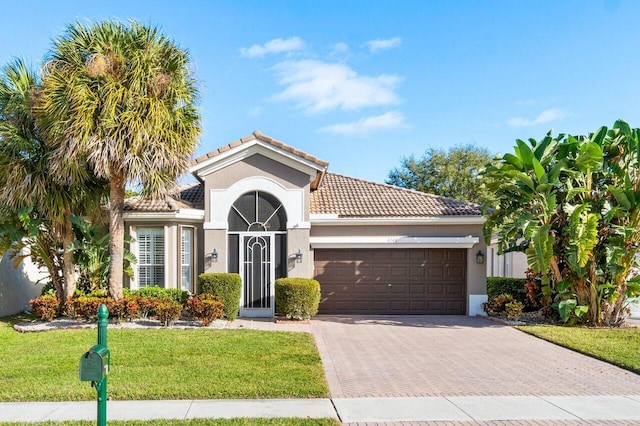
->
xmin=227 ymin=191 xmax=288 ymax=290
xmin=228 ymin=191 xmax=287 ymax=232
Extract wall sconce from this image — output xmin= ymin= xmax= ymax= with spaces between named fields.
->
xmin=476 ymin=250 xmax=485 ymax=264
xmin=212 ymin=249 xmax=218 ymax=262
xmin=295 ymin=249 xmax=303 ymax=263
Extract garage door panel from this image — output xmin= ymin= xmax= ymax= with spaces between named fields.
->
xmin=428 ymin=267 xmax=444 ymax=276
xmin=390 ymin=284 xmax=407 ymax=293
xmin=447 ymin=250 xmax=466 ymax=261
xmin=428 ymin=284 xmax=444 ymax=294
xmin=447 ymin=267 xmax=465 ymax=278
xmin=316 ymin=248 xmax=466 ymax=315
xmin=410 ymin=284 xmax=426 ymax=294
xmin=410 ymin=267 xmax=425 ymax=277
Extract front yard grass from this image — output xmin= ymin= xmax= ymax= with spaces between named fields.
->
xmin=1 ymin=419 xmax=341 ymax=426
xmin=0 ymin=317 xmax=328 ymax=401
xmin=516 ymin=325 xmax=640 ymax=374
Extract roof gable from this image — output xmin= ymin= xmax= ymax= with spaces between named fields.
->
xmin=189 ymin=131 xmax=328 ymax=189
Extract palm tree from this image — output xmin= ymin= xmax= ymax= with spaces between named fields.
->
xmin=0 ymin=59 xmax=102 ymax=301
xmin=41 ymin=21 xmax=200 ymax=300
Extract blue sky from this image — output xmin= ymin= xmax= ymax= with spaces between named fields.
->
xmin=1 ymin=1 xmax=639 ymax=183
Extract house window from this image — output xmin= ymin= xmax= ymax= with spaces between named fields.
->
xmin=137 ymin=227 xmax=165 ymax=288
xmin=181 ymin=227 xmax=194 ymax=292
xmin=227 ymin=191 xmax=287 ymax=279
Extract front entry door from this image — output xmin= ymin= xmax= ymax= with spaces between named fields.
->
xmin=239 ymin=233 xmax=275 ymax=317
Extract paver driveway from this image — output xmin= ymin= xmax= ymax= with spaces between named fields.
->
xmin=311 ymin=315 xmax=640 ymax=398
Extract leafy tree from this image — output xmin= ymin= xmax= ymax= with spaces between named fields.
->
xmin=0 ymin=206 xmax=64 ymax=297
xmin=0 ymin=60 xmax=103 ymax=301
xmin=41 ymin=21 xmax=200 ymax=300
xmin=483 ymin=121 xmax=640 ymax=326
xmin=387 ymin=144 xmax=494 ymax=206
xmin=68 ymin=215 xmax=136 ymax=294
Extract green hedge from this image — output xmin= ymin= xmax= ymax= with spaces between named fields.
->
xmin=125 ymin=286 xmax=189 ymax=304
xmin=487 ymin=277 xmax=526 ymax=303
xmin=275 ymin=278 xmax=320 ymax=320
xmin=198 ymin=273 xmax=241 ymax=320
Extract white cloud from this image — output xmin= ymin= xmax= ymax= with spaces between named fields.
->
xmin=240 ymin=37 xmax=306 ymax=58
xmin=272 ymin=59 xmax=401 ymax=113
xmin=331 ymin=42 xmax=349 ymax=54
xmin=507 ymin=108 xmax=569 ymax=127
xmin=366 ymin=37 xmax=402 ymax=53
xmin=320 ymin=111 xmax=407 ymax=135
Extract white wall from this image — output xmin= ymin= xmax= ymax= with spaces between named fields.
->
xmin=486 ymin=245 xmax=528 ymax=278
xmin=0 ymin=251 xmax=45 ymax=317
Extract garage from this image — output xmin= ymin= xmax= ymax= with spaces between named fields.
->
xmin=314 ymin=248 xmax=467 ymax=315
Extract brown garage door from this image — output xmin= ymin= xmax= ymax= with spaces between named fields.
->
xmin=314 ymin=248 xmax=466 ymax=315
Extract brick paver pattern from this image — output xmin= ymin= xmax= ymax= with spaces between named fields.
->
xmin=311 ymin=315 xmax=640 ymax=398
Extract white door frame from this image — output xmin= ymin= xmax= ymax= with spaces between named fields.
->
xmin=239 ymin=232 xmax=275 ymax=317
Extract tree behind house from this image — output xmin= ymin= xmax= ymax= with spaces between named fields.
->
xmin=387 ymin=143 xmax=494 ymax=206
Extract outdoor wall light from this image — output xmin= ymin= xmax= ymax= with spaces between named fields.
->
xmin=295 ymin=249 xmax=303 ymax=263
xmin=212 ymin=249 xmax=218 ymax=262
xmin=475 ymin=250 xmax=485 ymax=264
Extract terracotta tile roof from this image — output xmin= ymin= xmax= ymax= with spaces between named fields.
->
xmin=176 ymin=182 xmax=204 ymax=209
xmin=192 ymin=130 xmax=329 ymax=169
xmin=309 ymin=173 xmax=483 ymax=217
xmin=123 ymin=183 xmax=204 ymax=212
xmin=124 ymin=173 xmax=482 ymax=217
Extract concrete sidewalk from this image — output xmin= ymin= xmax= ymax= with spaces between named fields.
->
xmin=2 ymin=395 xmax=640 ymax=424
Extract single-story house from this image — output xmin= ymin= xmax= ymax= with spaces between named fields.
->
xmin=123 ymin=131 xmax=489 ymax=317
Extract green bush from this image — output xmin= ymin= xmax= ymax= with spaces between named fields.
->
xmin=154 ymin=299 xmax=183 ymax=327
xmin=275 ymin=278 xmax=320 ymax=320
xmin=487 ymin=277 xmax=526 ymax=302
xmin=29 ymin=294 xmax=59 ymax=321
xmin=483 ymin=293 xmax=524 ymax=318
xmin=130 ymin=286 xmax=189 ymax=304
xmin=198 ymin=273 xmax=241 ymax=320
xmin=185 ymin=293 xmax=224 ymax=326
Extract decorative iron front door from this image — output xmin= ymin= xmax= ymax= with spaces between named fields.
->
xmin=239 ymin=233 xmax=275 ymax=317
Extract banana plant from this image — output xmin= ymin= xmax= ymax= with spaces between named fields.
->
xmin=484 ymin=120 xmax=640 ymax=325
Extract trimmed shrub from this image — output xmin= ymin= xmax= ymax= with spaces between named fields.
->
xmin=185 ymin=293 xmax=224 ymax=326
xmin=198 ymin=273 xmax=241 ymax=320
xmin=483 ymin=293 xmax=524 ymax=319
xmin=154 ymin=299 xmax=182 ymax=327
xmin=275 ymin=278 xmax=320 ymax=320
xmin=30 ymin=294 xmax=60 ymax=321
xmin=116 ymin=296 xmax=140 ymax=321
xmin=134 ymin=296 xmax=157 ymax=318
xmin=487 ymin=277 xmax=526 ymax=303
xmin=131 ymin=286 xmax=189 ymax=304
xmin=71 ymin=296 xmax=106 ymax=320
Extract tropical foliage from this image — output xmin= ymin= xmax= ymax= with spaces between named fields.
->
xmin=483 ymin=120 xmax=640 ymax=326
xmin=0 ymin=206 xmax=64 ymax=297
xmin=0 ymin=60 xmax=104 ymax=302
xmin=41 ymin=21 xmax=200 ymax=300
xmin=387 ymin=143 xmax=494 ymax=206
xmin=68 ymin=215 xmax=136 ymax=294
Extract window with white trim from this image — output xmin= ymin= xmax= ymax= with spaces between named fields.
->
xmin=137 ymin=228 xmax=165 ymax=288
xmin=181 ymin=227 xmax=194 ymax=292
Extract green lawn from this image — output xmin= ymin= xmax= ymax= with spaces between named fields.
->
xmin=0 ymin=317 xmax=328 ymax=401
xmin=516 ymin=325 xmax=640 ymax=374
xmin=0 ymin=420 xmax=340 ymax=426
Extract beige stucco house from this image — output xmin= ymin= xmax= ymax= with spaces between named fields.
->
xmin=123 ymin=132 xmax=489 ymax=317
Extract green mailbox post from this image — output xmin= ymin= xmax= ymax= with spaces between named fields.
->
xmin=79 ymin=304 xmax=109 ymax=426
